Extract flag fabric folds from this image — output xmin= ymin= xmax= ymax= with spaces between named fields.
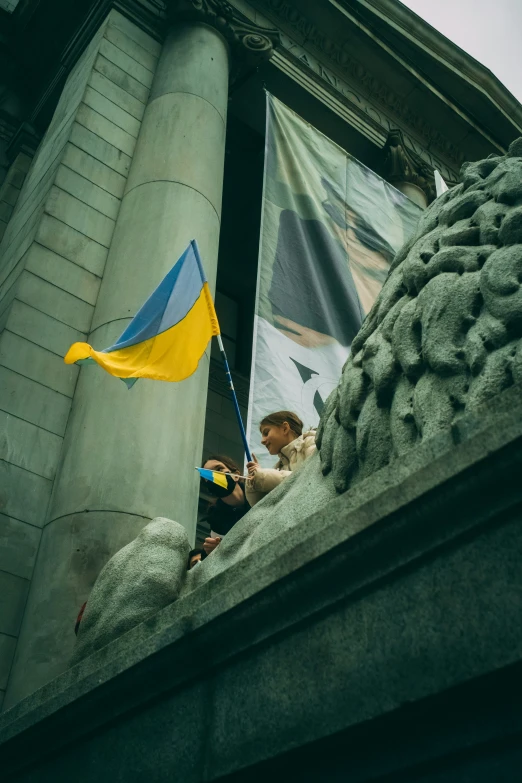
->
xmin=64 ymin=240 xmax=220 ymax=385
xmin=196 ymin=468 xmax=236 ymax=492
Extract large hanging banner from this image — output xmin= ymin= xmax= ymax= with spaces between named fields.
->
xmin=247 ymin=94 xmax=421 ymax=466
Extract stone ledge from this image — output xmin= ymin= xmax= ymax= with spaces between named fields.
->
xmin=1 ymin=383 xmax=522 ymax=779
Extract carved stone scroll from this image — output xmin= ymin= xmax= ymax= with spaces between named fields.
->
xmin=167 ymin=0 xmax=280 ymax=73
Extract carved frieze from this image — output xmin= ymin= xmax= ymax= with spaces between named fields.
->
xmin=243 ymin=0 xmax=462 ymax=180
xmin=277 ymin=33 xmax=458 ymax=182
xmin=265 ymin=0 xmax=463 ymax=164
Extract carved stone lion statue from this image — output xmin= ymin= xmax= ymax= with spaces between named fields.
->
xmin=71 ymin=139 xmax=522 ymax=665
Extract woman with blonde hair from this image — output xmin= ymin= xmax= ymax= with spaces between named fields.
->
xmin=246 ymin=411 xmax=316 ymax=507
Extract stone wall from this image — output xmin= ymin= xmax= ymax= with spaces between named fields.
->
xmin=0 ymin=154 xmax=32 ymax=244
xmin=3 ymin=6 xmax=244 ymax=708
xmin=1 ymin=378 xmax=522 ymax=781
xmin=0 ymin=10 xmax=160 ymax=710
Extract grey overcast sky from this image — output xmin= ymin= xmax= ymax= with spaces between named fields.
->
xmin=400 ymin=0 xmax=522 ymax=103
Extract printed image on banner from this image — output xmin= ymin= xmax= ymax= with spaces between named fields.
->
xmin=247 ymin=94 xmax=422 ymax=467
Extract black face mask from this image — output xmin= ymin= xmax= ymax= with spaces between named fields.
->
xmin=201 ymin=471 xmax=237 ymax=498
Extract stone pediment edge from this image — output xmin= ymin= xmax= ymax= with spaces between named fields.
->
xmin=357 ymin=0 xmax=522 ymax=135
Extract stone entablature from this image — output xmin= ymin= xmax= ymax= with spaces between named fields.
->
xmin=6 ymin=0 xmax=512 ymax=186
xmin=235 ymin=0 xmax=462 ymax=181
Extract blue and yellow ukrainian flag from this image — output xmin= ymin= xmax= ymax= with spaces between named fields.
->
xmin=196 ymin=468 xmax=236 ymax=492
xmin=64 ymin=240 xmax=219 ymax=385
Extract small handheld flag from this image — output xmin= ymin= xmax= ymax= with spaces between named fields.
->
xmin=196 ymin=468 xmax=236 ymax=497
xmin=196 ymin=468 xmax=249 ymax=488
xmin=64 ymin=240 xmax=219 ymax=386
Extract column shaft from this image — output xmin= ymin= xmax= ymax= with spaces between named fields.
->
xmin=5 ymin=22 xmax=230 ymax=707
xmin=393 ymin=180 xmax=428 ymax=209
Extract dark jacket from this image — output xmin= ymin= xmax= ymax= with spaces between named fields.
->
xmin=205 ymin=481 xmax=249 ymax=536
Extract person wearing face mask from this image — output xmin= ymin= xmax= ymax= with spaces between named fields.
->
xmin=200 ymin=454 xmax=250 ymax=555
xmin=188 ymin=548 xmax=207 ymax=569
xmin=245 ymin=411 xmax=316 ymax=507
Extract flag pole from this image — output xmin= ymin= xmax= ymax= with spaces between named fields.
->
xmin=216 ymin=334 xmax=252 ymax=462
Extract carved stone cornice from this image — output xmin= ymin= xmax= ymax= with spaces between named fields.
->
xmin=382 ymin=129 xmax=437 ymax=204
xmin=269 ymin=33 xmax=458 ymax=183
xmin=167 ymin=0 xmax=280 ymax=67
xmin=254 ymin=0 xmax=463 ymax=169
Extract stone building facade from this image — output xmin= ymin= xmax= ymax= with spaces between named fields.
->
xmin=0 ymin=0 xmax=520 ymax=718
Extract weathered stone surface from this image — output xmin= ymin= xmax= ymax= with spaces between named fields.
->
xmin=82 ymin=86 xmax=141 ymax=139
xmin=108 ymin=9 xmax=161 ymax=58
xmin=0 ymin=9 xmax=159 ymax=712
xmin=124 ymin=92 xmax=226 ymax=217
xmin=0 ymin=461 xmax=52 ymax=528
xmin=0 ymin=635 xmax=16 ymax=691
xmin=0 ymin=515 xmax=41 ymax=581
xmin=0 ymin=331 xmax=78 ymax=397
xmin=104 ymin=24 xmax=158 ymax=73
xmin=0 ymin=409 xmax=62 ymax=480
xmin=2 ymin=383 xmax=522 ymax=780
xmin=36 ymin=213 xmax=108 ymax=278
xmin=5 ymin=511 xmax=153 ymax=708
xmin=54 ymin=165 xmax=120 ymax=220
xmin=72 ymin=141 xmax=522 ymax=667
xmin=45 ymin=186 xmax=115 ymax=248
xmin=71 ymin=518 xmax=190 ymax=665
xmin=8 ymin=300 xmax=85 ymax=358
xmin=99 ymin=38 xmax=154 ymax=89
xmin=0 ymin=367 xmax=71 ymax=437
xmin=93 ymin=55 xmax=150 ymax=106
xmin=16 ymin=271 xmax=93 ymax=333
xmin=0 ymin=573 xmax=30 ymax=637
xmin=61 ymin=143 xmax=127 ymax=199
xmin=148 ymin=23 xmax=228 ymax=121
xmin=24 ymin=245 xmax=101 ymax=306
xmin=69 ymin=122 xmax=132 ymax=178
xmin=4 ymin=18 xmax=229 ymax=707
xmin=76 ymin=104 xmax=137 ymax=158
xmin=88 ymin=70 xmax=146 ymax=122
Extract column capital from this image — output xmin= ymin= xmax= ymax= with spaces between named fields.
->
xmin=167 ymin=0 xmax=280 ymax=67
xmin=382 ymin=129 xmax=437 ymax=206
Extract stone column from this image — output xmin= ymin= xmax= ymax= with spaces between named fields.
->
xmin=50 ymin=19 xmax=232 ymax=536
xmin=4 ymin=2 xmax=278 ymax=709
xmin=382 ymin=129 xmax=434 ymax=209
xmin=392 ymin=180 xmax=428 ymax=210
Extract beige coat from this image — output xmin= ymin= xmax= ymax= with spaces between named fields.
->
xmin=246 ymin=430 xmax=316 ymax=507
